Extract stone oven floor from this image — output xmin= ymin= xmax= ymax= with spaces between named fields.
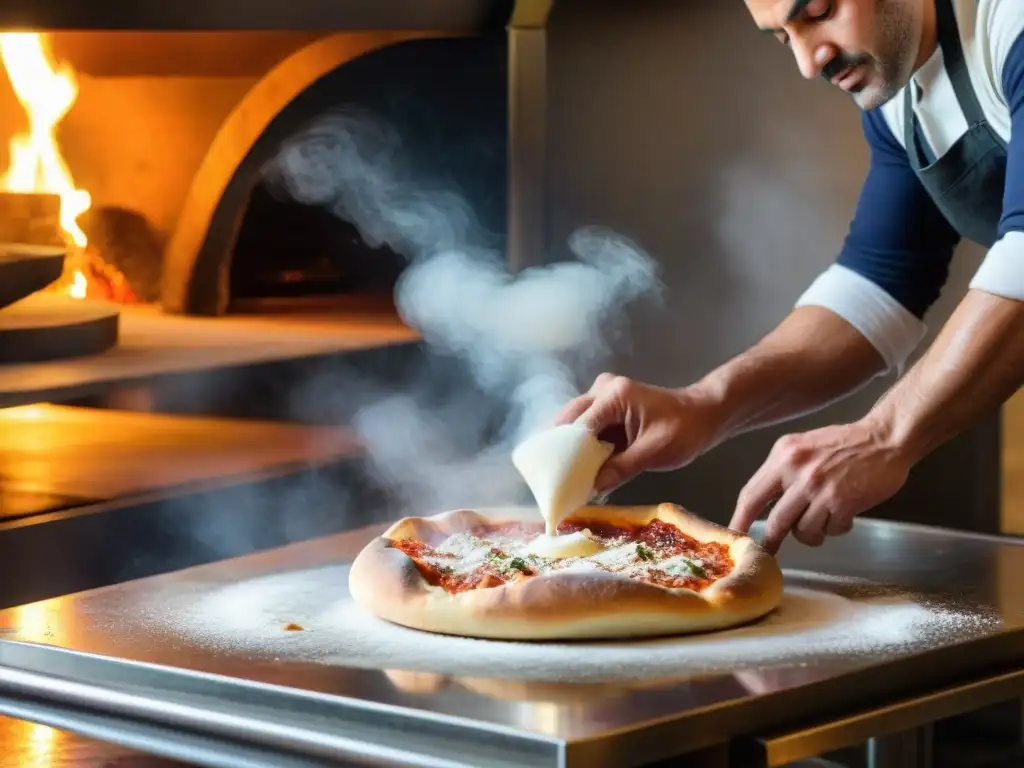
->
xmin=0 ymin=299 xmax=419 ymax=408
xmin=0 ymin=403 xmax=360 ymax=518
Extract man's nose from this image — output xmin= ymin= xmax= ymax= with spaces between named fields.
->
xmin=791 ymin=37 xmax=835 ymax=80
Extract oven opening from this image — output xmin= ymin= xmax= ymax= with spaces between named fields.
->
xmin=218 ymin=32 xmax=509 ymax=319
xmin=0 ymin=31 xmax=509 ymax=315
xmin=226 ymin=182 xmax=407 ymax=314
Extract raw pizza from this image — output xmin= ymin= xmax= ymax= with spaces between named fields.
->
xmin=348 ymin=503 xmax=784 ymax=640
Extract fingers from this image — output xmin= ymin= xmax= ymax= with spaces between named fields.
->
xmin=575 ymin=394 xmax=626 ymax=437
xmin=742 ymin=476 xmax=848 ymax=554
xmin=552 ymin=375 xmax=629 ymax=492
xmin=731 ymin=433 xmax=844 ymax=554
xmin=570 ymin=378 xmax=648 ymax=493
xmin=792 ymin=500 xmax=829 ymax=547
xmin=594 ymin=436 xmax=655 ymax=493
xmin=753 ymin=491 xmax=854 ymax=554
xmin=588 ymin=372 xmax=617 ymax=392
xmin=729 ymin=461 xmax=784 ymax=534
xmin=825 ymin=513 xmax=854 ymax=537
xmin=553 ymin=373 xmax=693 ymax=495
xmin=553 ymin=394 xmax=593 ymax=426
xmin=551 ymin=372 xmax=617 ymax=428
xmin=760 ymin=484 xmax=809 ymax=555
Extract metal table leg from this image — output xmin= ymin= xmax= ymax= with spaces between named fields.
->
xmin=866 ymin=725 xmax=933 ymax=768
xmin=641 ymin=744 xmax=730 ymax=767
xmin=1020 ymin=696 xmax=1024 ymax=743
xmin=730 ymin=667 xmax=1023 ymax=766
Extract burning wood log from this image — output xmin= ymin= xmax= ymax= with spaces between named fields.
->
xmin=66 ymin=245 xmax=141 ymax=304
xmin=0 ymin=35 xmax=141 ymax=307
xmin=0 ymin=191 xmax=64 ymax=247
xmin=0 ymin=193 xmax=141 ymax=304
xmin=79 ymin=207 xmax=162 ymax=302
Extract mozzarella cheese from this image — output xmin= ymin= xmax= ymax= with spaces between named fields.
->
xmin=511 ymin=422 xmax=614 ymax=539
xmin=519 ymin=530 xmax=604 ymax=559
xmin=419 ymin=529 xmax=707 ymax=581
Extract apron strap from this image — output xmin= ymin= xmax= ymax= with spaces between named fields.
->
xmin=934 ymin=0 xmax=986 ymax=126
xmin=903 ymin=81 xmax=931 ymax=167
xmin=902 ymin=0 xmax=999 ymax=166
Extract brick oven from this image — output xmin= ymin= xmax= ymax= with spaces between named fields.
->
xmin=0 ymin=0 xmax=552 ymax=381
xmin=0 ymin=1 xmax=554 ymax=604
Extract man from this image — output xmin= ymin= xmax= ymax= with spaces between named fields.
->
xmin=556 ymin=0 xmax=1024 ymax=554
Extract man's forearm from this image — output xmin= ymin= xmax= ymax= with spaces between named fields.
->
xmin=867 ymin=289 xmax=1024 ymax=462
xmin=689 ymin=306 xmax=887 ymax=448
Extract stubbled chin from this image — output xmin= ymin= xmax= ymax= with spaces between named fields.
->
xmin=852 ymin=89 xmax=881 ymax=109
xmin=851 ymin=81 xmax=893 ymax=110
xmin=852 ymin=69 xmax=913 ymax=110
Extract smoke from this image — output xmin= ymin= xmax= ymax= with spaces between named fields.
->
xmin=264 ymin=108 xmax=662 ymax=514
xmin=265 ymin=110 xmax=487 ymax=255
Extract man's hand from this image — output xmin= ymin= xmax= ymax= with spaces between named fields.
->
xmin=728 ymin=419 xmax=914 ymax=554
xmin=552 ymin=307 xmax=886 ymax=498
xmin=554 ymin=373 xmax=723 ymax=494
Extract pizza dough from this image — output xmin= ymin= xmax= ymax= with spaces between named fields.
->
xmin=511 ymin=422 xmax=614 ymax=555
xmin=348 ymin=503 xmax=784 ymax=640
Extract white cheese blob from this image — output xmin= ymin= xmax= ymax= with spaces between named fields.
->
xmin=511 ymin=422 xmax=614 ymax=536
xmin=520 ymin=530 xmax=604 ymax=559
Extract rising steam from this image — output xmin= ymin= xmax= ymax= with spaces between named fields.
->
xmin=264 ymin=109 xmax=662 ymax=513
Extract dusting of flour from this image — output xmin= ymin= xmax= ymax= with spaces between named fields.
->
xmin=129 ymin=566 xmax=996 ymax=683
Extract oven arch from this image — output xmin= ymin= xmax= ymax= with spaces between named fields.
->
xmin=160 ymin=30 xmax=452 ymax=315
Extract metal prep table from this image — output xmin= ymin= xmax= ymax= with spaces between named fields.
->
xmin=0 ymin=511 xmax=1022 ymax=768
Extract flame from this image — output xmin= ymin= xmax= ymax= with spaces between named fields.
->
xmin=0 ymin=34 xmax=139 ymax=305
xmin=69 ymin=268 xmax=87 ymax=298
xmin=0 ymin=33 xmax=91 ymax=248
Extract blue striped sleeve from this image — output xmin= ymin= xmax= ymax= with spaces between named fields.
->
xmin=997 ymin=31 xmax=1024 ymax=239
xmin=971 ymin=27 xmax=1024 ymax=298
xmin=835 ymin=108 xmax=961 ymax=318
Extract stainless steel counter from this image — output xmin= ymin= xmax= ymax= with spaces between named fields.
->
xmin=0 ymin=513 xmax=1022 ymax=767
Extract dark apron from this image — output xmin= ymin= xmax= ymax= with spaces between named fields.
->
xmin=903 ymin=0 xmax=1007 ymax=247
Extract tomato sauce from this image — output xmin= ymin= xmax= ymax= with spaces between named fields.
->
xmin=390 ymin=539 xmax=523 ymax=594
xmin=390 ymin=517 xmax=734 ymax=596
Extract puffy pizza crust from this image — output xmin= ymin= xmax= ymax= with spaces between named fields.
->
xmin=347 ymin=503 xmax=784 ymax=640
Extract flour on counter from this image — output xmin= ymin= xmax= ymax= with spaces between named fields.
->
xmin=128 ymin=565 xmax=998 ymax=683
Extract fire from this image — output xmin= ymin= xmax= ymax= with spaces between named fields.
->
xmin=0 ymin=33 xmax=90 ymax=246
xmin=69 ymin=269 xmax=87 ymax=299
xmin=0 ymin=32 xmax=96 ymax=298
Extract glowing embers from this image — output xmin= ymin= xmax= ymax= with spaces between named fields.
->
xmin=0 ymin=33 xmax=137 ymax=305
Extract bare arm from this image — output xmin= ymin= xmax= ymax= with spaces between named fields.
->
xmin=684 ymin=96 xmax=964 ymax=449
xmin=870 ymin=28 xmax=1024 ymax=461
xmin=867 ymin=290 xmax=1024 ymax=461
xmin=725 ymin=291 xmax=1024 ymax=553
xmin=690 ymin=305 xmax=886 ymax=449
xmin=563 ymin=105 xmax=957 ymax=493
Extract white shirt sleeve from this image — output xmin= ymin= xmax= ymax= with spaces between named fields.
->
xmin=970 ymin=232 xmax=1024 ymax=299
xmin=981 ymin=0 xmax=1024 ymax=100
xmin=794 ymin=263 xmax=928 ymax=376
xmin=970 ymin=0 xmax=1024 ymax=299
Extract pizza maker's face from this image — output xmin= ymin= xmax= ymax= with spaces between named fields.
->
xmin=745 ymin=0 xmax=925 ymax=110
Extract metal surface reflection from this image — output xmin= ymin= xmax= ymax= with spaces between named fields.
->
xmin=23 ymin=721 xmax=56 ymax=766
xmin=3 ymin=597 xmax=68 ymax=646
xmin=0 ymin=516 xmax=1019 ymax=767
xmin=0 ymin=713 xmax=191 ymax=767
